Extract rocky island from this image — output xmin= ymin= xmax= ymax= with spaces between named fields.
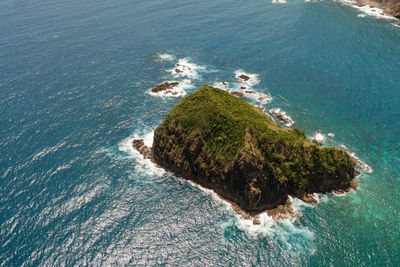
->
xmin=137 ymin=86 xmax=358 ymax=215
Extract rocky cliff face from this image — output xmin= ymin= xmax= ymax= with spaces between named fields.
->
xmin=152 ymin=86 xmax=356 ymax=213
xmin=357 ymin=0 xmax=400 ymax=18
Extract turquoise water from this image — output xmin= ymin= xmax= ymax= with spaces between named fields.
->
xmin=1 ymin=0 xmax=400 ymax=265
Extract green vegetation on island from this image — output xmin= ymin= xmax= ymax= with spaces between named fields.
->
xmin=152 ymin=86 xmax=356 ymax=213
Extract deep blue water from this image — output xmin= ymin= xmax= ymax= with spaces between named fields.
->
xmin=1 ymin=0 xmax=400 ymax=265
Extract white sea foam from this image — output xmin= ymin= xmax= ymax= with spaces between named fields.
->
xmin=242 ymin=90 xmax=272 ymax=105
xmin=147 ymin=79 xmax=193 ymax=97
xmin=339 ymin=145 xmax=373 ymax=173
xmin=230 ymin=211 xmax=314 ymax=252
xmin=187 ymin=179 xmax=313 ymax=248
xmin=312 ymin=131 xmax=326 ymax=144
xmin=355 ymin=5 xmax=395 ymax=20
xmin=118 ymin=132 xmax=166 ymax=177
xmin=167 ymin=58 xmax=205 ymax=79
xmin=358 ymin=13 xmax=366 ymax=17
xmin=156 ymin=53 xmax=175 ymax=62
xmin=327 ymin=132 xmax=335 ymax=138
xmin=212 ymin=81 xmax=230 ymax=90
xmin=31 ymin=141 xmax=67 ymax=162
xmin=234 ymin=70 xmax=260 ymax=87
xmin=272 ymin=0 xmax=287 ymax=3
xmin=269 ymin=108 xmax=294 ymax=127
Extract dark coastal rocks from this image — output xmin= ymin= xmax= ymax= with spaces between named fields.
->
xmin=266 ymin=198 xmax=296 ymax=220
xmin=132 ymin=139 xmax=159 ymax=166
xmin=230 ymin=91 xmax=244 ymax=98
xmin=238 ymin=74 xmax=250 ymax=81
xmin=350 ymin=180 xmax=359 ymax=190
xmin=152 ymin=86 xmax=357 ymax=214
xmin=269 ymin=108 xmax=294 ymax=127
xmin=151 ymin=82 xmax=179 ymax=93
xmin=253 ymin=214 xmax=261 ymax=225
xmin=301 ymin=193 xmax=319 ymax=204
xmin=396 ymin=21 xmax=400 ymax=26
xmin=354 ymin=0 xmax=400 ymax=18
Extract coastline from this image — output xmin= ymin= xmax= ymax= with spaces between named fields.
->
xmin=341 ymin=0 xmax=400 ymax=20
xmin=131 ymin=137 xmax=360 ymax=224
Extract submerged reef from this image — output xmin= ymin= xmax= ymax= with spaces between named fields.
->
xmin=147 ymin=86 xmax=357 ymax=214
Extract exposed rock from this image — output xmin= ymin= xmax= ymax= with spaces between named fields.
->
xmin=176 ymin=63 xmax=191 ymax=70
xmin=269 ymin=108 xmax=294 ymax=127
xmin=231 ymin=91 xmax=244 ymax=98
xmin=132 ymin=139 xmax=145 ymax=150
xmin=253 ymin=214 xmax=261 ymax=225
xmin=132 ymin=139 xmax=159 ymax=167
xmin=266 ymin=198 xmax=297 ymax=221
xmin=240 ymin=85 xmax=247 ymax=90
xmin=151 ymin=82 xmax=180 ymax=93
xmin=339 ymin=145 xmax=373 ymax=173
xmin=258 ymin=96 xmax=266 ymax=102
xmin=396 ymin=21 xmax=400 ymax=26
xmin=152 ymin=86 xmax=357 ymax=214
xmin=245 ymin=90 xmax=254 ymax=94
xmin=353 ymin=157 xmax=373 ymax=173
xmin=175 ymin=69 xmax=183 ymax=73
xmin=302 ymin=193 xmax=318 ymax=204
xmin=355 ymin=0 xmax=400 ymax=18
xmin=350 ymin=180 xmax=359 ymax=190
xmin=238 ymin=74 xmax=250 ymax=81
xmin=222 ymin=81 xmax=229 ymax=86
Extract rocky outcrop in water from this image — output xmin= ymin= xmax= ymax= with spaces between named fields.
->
xmin=151 ymin=82 xmax=180 ymax=93
xmin=150 ymin=86 xmax=357 ymax=214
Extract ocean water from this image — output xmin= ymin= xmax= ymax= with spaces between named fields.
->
xmin=1 ymin=0 xmax=400 ymax=265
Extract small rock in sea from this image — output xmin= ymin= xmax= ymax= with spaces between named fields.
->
xmin=396 ymin=21 xmax=400 ymax=26
xmin=302 ymin=193 xmax=318 ymax=204
xmin=231 ymin=91 xmax=244 ymax=98
xmin=133 ymin=139 xmax=145 ymax=150
xmin=175 ymin=69 xmax=183 ymax=73
xmin=238 ymin=74 xmax=250 ymax=81
xmin=222 ymin=81 xmax=228 ymax=86
xmin=354 ymin=2 xmax=365 ymax=7
xmin=257 ymin=106 xmax=266 ymax=112
xmin=334 ymin=189 xmax=345 ymax=195
xmin=245 ymin=90 xmax=254 ymax=94
xmin=240 ymin=85 xmax=247 ymax=90
xmin=253 ymin=214 xmax=261 ymax=225
xmin=151 ymin=82 xmax=180 ymax=93
xmin=350 ymin=180 xmax=359 ymax=190
xmin=269 ymin=108 xmax=294 ymax=127
xmin=132 ymin=139 xmax=159 ymax=167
